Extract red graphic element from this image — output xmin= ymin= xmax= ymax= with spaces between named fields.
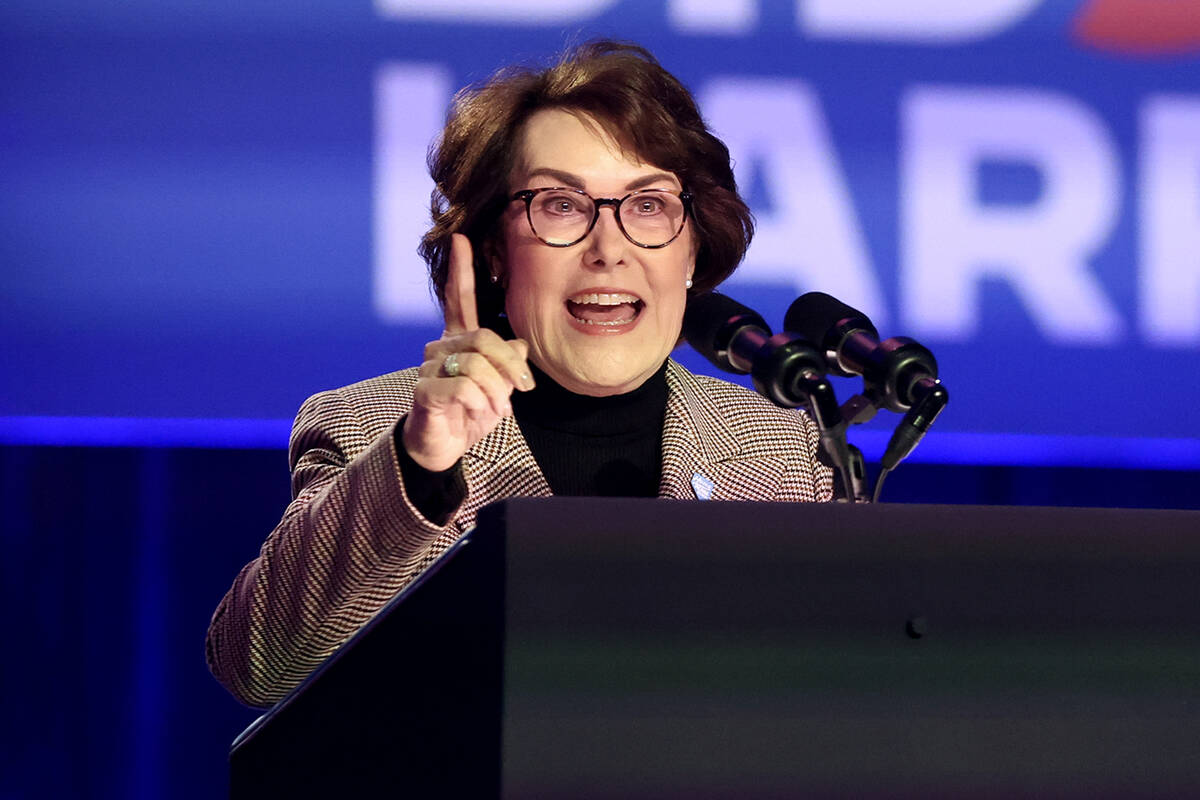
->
xmin=1073 ymin=0 xmax=1200 ymax=56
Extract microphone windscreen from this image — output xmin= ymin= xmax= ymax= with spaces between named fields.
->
xmin=683 ymin=292 xmax=769 ymax=361
xmin=784 ymin=292 xmax=878 ymax=349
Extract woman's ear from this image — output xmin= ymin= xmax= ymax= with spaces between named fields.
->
xmin=483 ymin=235 xmax=506 ymax=288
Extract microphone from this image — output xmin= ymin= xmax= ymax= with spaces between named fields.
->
xmin=783 ymin=292 xmax=948 ymax=473
xmin=682 ymin=291 xmax=770 ymax=375
xmin=684 ymin=292 xmax=828 ymax=409
xmin=783 ymin=292 xmax=939 ymax=414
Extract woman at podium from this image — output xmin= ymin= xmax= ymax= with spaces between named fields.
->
xmin=207 ymin=40 xmax=833 ymax=708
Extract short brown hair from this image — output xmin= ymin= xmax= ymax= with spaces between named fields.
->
xmin=420 ymin=40 xmax=754 ymax=330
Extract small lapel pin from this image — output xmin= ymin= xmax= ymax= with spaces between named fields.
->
xmin=691 ymin=472 xmax=715 ymax=501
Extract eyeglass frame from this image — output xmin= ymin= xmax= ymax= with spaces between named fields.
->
xmin=510 ymin=186 xmax=694 ymax=249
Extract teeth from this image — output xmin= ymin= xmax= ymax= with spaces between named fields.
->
xmin=577 ymin=317 xmax=635 ymax=326
xmin=568 ymin=292 xmax=639 ymax=306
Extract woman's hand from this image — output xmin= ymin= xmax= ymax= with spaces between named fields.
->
xmin=402 ymin=233 xmax=534 ymax=472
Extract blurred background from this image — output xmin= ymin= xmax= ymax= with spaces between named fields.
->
xmin=3 ymin=0 xmax=1198 ymax=796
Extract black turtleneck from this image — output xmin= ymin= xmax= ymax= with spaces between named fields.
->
xmin=512 ymin=360 xmax=667 ymax=498
xmin=394 ymin=360 xmax=669 ymax=524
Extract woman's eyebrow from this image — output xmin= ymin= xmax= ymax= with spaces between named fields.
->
xmin=624 ymin=172 xmax=679 ymax=191
xmin=523 ymin=168 xmax=585 ymax=187
xmin=521 ymin=168 xmax=681 ymax=193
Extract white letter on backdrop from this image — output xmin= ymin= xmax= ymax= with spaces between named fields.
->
xmin=374 ymin=0 xmax=618 ymax=23
xmin=669 ymin=0 xmax=759 ymax=34
xmin=373 ymin=62 xmax=450 ymax=324
xmin=901 ymin=86 xmax=1123 ymax=343
xmin=802 ymin=0 xmax=1043 ymax=42
xmin=701 ymin=78 xmax=887 ymax=324
xmin=1139 ymin=95 xmax=1200 ymax=346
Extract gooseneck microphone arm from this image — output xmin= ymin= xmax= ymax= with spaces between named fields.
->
xmin=870 ymin=377 xmax=949 ymax=502
xmin=683 ymin=292 xmax=866 ymax=502
xmin=881 ymin=377 xmax=948 ymax=471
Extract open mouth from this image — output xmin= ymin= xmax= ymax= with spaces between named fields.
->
xmin=565 ymin=292 xmax=644 ymax=327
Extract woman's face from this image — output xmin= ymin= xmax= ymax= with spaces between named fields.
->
xmin=497 ymin=108 xmax=696 ymax=396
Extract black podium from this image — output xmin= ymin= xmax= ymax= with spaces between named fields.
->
xmin=230 ymin=500 xmax=1200 ymax=798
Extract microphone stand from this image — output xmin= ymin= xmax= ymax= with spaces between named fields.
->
xmin=833 ymin=378 xmax=949 ymax=502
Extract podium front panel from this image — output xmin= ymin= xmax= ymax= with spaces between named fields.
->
xmin=487 ymin=500 xmax=1200 ymax=798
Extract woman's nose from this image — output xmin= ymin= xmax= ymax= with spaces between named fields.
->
xmin=583 ymin=205 xmax=629 ymax=266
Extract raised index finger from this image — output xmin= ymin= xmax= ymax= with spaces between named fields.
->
xmin=443 ymin=232 xmax=480 ymax=334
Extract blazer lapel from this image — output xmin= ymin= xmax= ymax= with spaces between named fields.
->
xmin=659 ymin=360 xmax=741 ymax=500
xmin=659 ymin=360 xmax=791 ymax=502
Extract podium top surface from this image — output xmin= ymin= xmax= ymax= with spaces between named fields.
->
xmin=484 ymin=497 xmax=1200 ymax=558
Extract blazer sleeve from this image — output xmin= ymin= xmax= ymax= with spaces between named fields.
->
xmin=205 ymin=387 xmax=463 ymax=708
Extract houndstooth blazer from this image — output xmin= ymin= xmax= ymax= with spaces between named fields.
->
xmin=206 ymin=359 xmax=833 ymax=707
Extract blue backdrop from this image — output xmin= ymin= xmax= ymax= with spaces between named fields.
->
xmin=5 ymin=0 xmax=1199 ymax=465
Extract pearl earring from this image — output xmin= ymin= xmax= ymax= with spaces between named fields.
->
xmin=490 ymin=274 xmax=500 ymax=284
xmin=685 ymin=278 xmax=693 ymax=289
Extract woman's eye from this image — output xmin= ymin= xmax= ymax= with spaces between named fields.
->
xmin=634 ymin=198 xmax=665 ymax=215
xmin=539 ymin=194 xmax=585 ymax=216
